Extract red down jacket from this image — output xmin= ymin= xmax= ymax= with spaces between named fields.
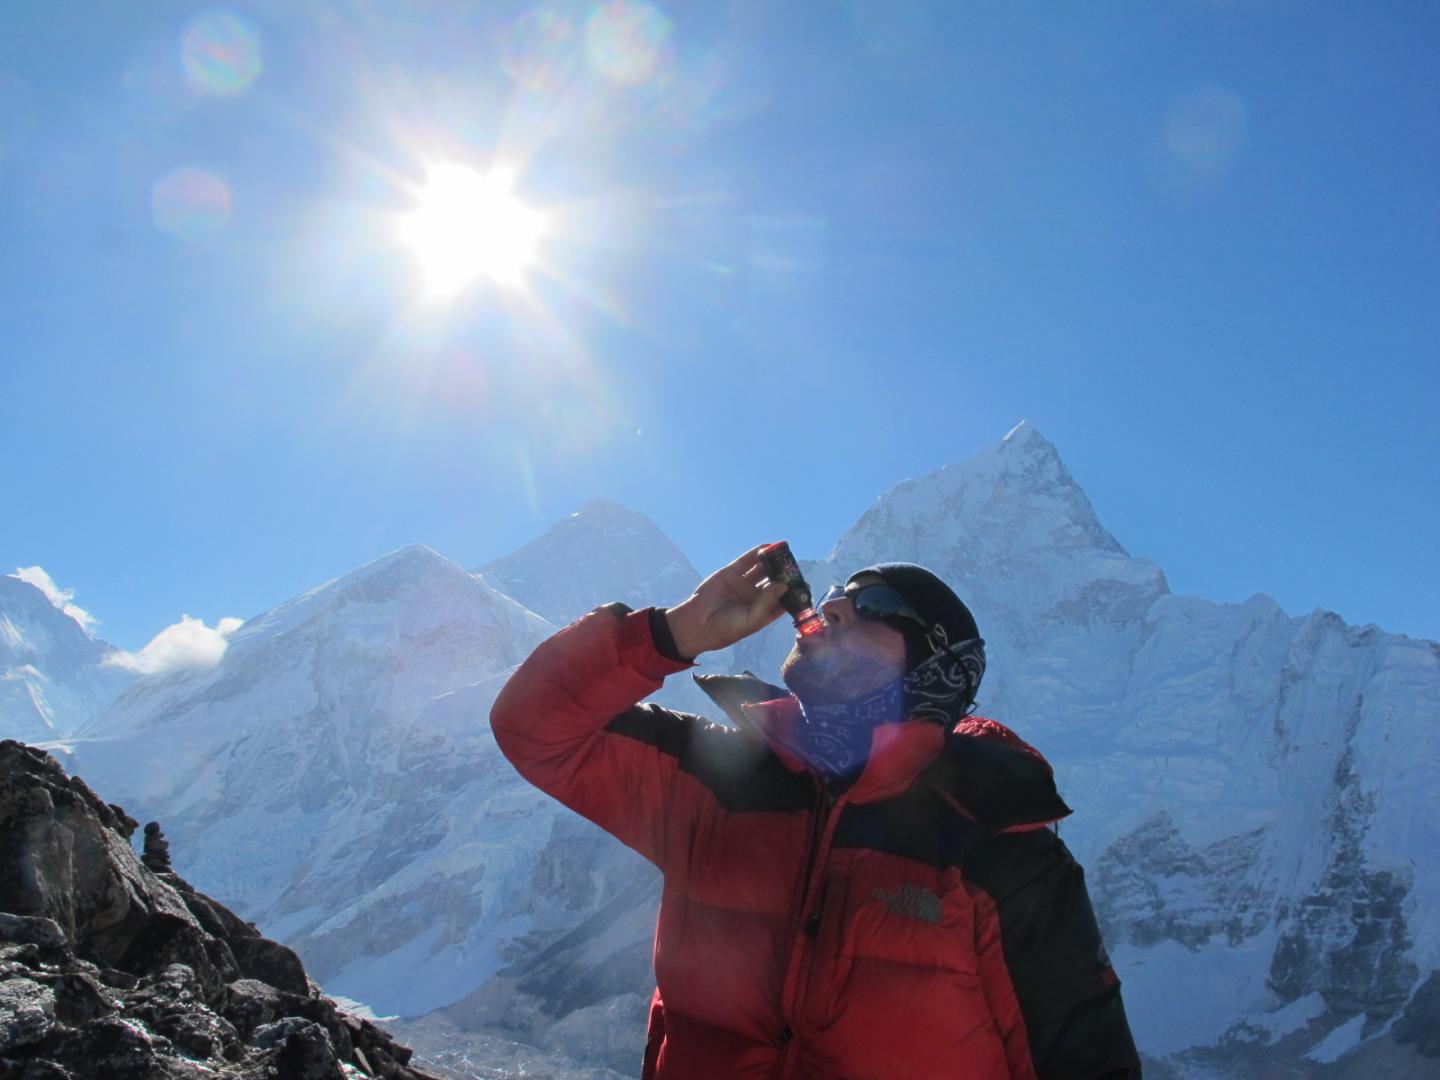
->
xmin=490 ymin=604 xmax=1140 ymax=1080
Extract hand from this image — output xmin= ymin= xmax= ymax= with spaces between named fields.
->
xmin=665 ymin=543 xmax=791 ymax=657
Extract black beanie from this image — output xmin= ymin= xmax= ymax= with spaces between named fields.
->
xmin=846 ymin=563 xmax=981 ymax=671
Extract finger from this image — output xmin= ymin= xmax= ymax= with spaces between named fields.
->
xmin=741 ymin=561 xmax=766 ymax=583
xmin=725 ymin=543 xmax=772 ymax=572
xmin=753 ymin=582 xmax=790 ymax=625
xmin=754 ymin=578 xmax=788 ymax=611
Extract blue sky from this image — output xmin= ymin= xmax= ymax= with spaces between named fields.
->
xmin=3 ymin=1 xmax=1437 ymax=651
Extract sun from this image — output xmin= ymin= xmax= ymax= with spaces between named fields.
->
xmin=399 ymin=163 xmax=546 ymax=295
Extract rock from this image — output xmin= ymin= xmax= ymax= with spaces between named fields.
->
xmin=1 ymin=943 xmax=42 ymax=968
xmin=267 ymin=1018 xmax=348 ymax=1080
xmin=1094 ymin=811 xmax=1268 ymax=950
xmin=117 ymin=914 xmax=227 ymax=1009
xmin=110 ymin=805 xmax=140 ymax=837
xmin=149 ymin=1008 xmax=233 ymax=1061
xmin=0 ymin=741 xmax=192 ymax=971
xmin=49 ymin=1016 xmax=159 ymax=1078
xmin=283 ymin=995 xmax=355 ymax=1063
xmin=229 ymin=935 xmax=309 ymax=996
xmin=253 ymin=1014 xmax=319 ymax=1051
xmin=97 ymin=966 xmax=139 ymax=990
xmin=137 ymin=962 xmax=207 ymax=1001
xmin=361 ymin=1041 xmax=399 ymax=1078
xmin=0 ymin=976 xmax=56 ymax=1053
xmin=1393 ymin=970 xmax=1440 ymax=1057
xmin=222 ymin=978 xmax=286 ymax=1040
xmin=201 ymin=933 xmax=242 ymax=983
xmin=168 ymin=879 xmax=259 ymax=943
xmin=120 ymin=963 xmax=242 ymax=1062
xmin=0 ymin=742 xmax=443 ymax=1080
xmin=10 ymin=1060 xmax=73 ymax=1079
xmin=51 ymin=969 xmax=118 ymax=1025
xmin=0 ymin=914 xmax=68 ymax=953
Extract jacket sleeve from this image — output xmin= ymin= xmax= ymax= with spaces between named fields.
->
xmin=966 ymin=829 xmax=1142 ymax=1079
xmin=490 ymin=602 xmax=704 ymax=868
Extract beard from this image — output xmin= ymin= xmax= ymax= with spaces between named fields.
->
xmin=780 ymin=637 xmax=905 ymax=706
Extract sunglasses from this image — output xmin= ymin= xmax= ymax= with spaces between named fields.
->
xmin=820 ymin=583 xmax=932 ymax=636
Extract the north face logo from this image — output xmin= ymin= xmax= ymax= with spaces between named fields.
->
xmin=870 ymin=884 xmax=942 ymax=924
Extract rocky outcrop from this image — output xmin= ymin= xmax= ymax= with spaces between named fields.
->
xmin=0 ymin=740 xmax=438 ymax=1079
xmin=1267 ymin=733 xmax=1419 ymax=1024
xmin=1392 ymin=970 xmax=1440 ymax=1058
xmin=1093 ymin=811 xmax=1271 ymax=950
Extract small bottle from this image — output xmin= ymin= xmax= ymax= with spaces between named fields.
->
xmin=758 ymin=542 xmax=823 ymax=636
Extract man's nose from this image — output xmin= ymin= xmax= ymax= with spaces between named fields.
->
xmin=819 ymin=593 xmax=850 ymax=626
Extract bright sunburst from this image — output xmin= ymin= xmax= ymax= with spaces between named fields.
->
xmin=399 ymin=163 xmax=546 ymax=295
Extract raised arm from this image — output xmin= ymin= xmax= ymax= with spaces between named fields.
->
xmin=489 ymin=544 xmax=789 ymax=867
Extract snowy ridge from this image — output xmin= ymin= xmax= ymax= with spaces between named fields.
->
xmin=0 ymin=573 xmax=135 ymax=742
xmin=477 ymin=497 xmax=701 ymax=626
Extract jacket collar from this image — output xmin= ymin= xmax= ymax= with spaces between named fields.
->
xmin=693 ymin=672 xmax=1070 ymax=826
xmin=739 ymin=695 xmax=945 ymax=805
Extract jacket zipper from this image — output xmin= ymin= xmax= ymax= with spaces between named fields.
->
xmin=774 ymin=779 xmax=846 ymax=1078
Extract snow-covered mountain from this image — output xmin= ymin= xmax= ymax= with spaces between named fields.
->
xmin=809 ymin=423 xmax=1438 ymax=1074
xmin=28 ymin=424 xmax=1438 ymax=1077
xmin=68 ymin=544 xmax=651 ymax=1018
xmin=477 ymin=496 xmax=701 ymax=626
xmin=0 ymin=572 xmax=135 ymax=742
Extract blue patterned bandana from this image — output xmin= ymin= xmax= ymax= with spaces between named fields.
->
xmin=795 ymin=636 xmax=986 ymax=783
xmin=795 ymin=677 xmax=905 ymax=782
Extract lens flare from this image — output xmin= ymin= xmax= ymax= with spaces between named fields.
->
xmin=181 ymin=10 xmax=262 ymax=96
xmin=399 ymin=163 xmax=547 ymax=295
xmin=151 ymin=167 xmax=231 ymax=240
xmin=585 ymin=0 xmax=670 ymax=86
xmin=1166 ymin=85 xmax=1248 ymax=174
xmin=503 ymin=9 xmax=579 ymax=91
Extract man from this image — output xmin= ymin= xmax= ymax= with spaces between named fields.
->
xmin=491 ymin=544 xmax=1140 ymax=1079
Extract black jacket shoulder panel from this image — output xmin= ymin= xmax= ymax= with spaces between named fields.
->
xmin=923 ymin=730 xmax=1072 ymax=831
xmin=831 ymin=780 xmax=989 ymax=867
xmin=604 ymin=703 xmax=813 ymax=814
xmin=692 ymin=672 xmax=790 ymax=735
xmin=964 ymin=829 xmax=1142 ymax=1079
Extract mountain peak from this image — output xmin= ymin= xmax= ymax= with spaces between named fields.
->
xmin=350 ymin=543 xmax=448 ymax=579
xmin=1000 ymin=419 xmax=1054 ymax=454
xmin=1 ymin=575 xmax=135 ymax=741
xmin=2 ymin=571 xmax=96 ymax=639
xmin=1003 ymin=418 xmax=1036 ymax=441
xmin=230 ymin=544 xmax=482 ymax=645
xmin=571 ymin=496 xmax=646 ymax=521
xmin=827 ymin=425 xmax=1168 ymax=636
xmin=479 ymin=501 xmax=700 ymax=624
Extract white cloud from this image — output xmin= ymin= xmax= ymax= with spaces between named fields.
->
xmin=104 ymin=614 xmax=243 ymax=675
xmin=11 ymin=566 xmax=98 ymax=634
